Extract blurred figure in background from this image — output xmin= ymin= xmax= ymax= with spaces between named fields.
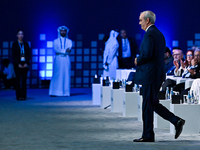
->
xmin=167 ymin=47 xmax=183 ymax=75
xmin=103 ymin=30 xmax=119 ymax=79
xmin=49 ymin=26 xmax=72 ymax=97
xmin=117 ymin=29 xmax=138 ymax=69
xmin=176 ymin=50 xmax=194 ymax=78
xmin=12 ymin=29 xmax=31 ymax=100
xmin=0 ymin=58 xmax=15 ymax=89
xmin=165 ymin=47 xmax=173 ymax=73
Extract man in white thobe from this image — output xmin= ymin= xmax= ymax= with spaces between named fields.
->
xmin=49 ymin=26 xmax=72 ymax=96
xmin=103 ymin=30 xmax=119 ymax=79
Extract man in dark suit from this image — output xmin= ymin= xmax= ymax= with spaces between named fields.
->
xmin=117 ymin=29 xmax=138 ymax=69
xmin=133 ymin=11 xmax=185 ymax=142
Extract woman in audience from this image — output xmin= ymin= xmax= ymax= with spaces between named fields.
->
xmin=174 ymin=50 xmax=194 ymax=77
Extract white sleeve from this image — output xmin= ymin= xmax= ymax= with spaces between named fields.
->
xmin=106 ymin=44 xmax=118 ymax=64
xmin=53 ymin=39 xmax=65 ymax=54
xmin=53 ymin=39 xmax=61 ymax=53
xmin=174 ymin=66 xmax=182 ymax=76
xmin=103 ymin=44 xmax=109 ymax=64
xmin=66 ymin=39 xmax=72 ymax=50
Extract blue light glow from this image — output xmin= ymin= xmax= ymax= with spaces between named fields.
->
xmin=46 ymin=71 xmax=52 ymax=77
xmin=32 ymin=49 xmax=38 ymax=55
xmin=39 ymin=70 xmax=45 ymax=78
xmin=39 ymin=56 xmax=45 ymax=63
xmin=40 ymin=34 xmax=46 ymax=41
xmin=91 ymin=41 xmax=97 ymax=47
xmin=46 ymin=63 xmax=53 ymax=70
xmin=3 ymin=42 xmax=9 ymax=48
xmin=47 ymin=41 xmax=53 ymax=48
xmin=46 ymin=56 xmax=53 ymax=62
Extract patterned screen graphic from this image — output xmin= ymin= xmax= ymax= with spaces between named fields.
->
xmin=0 ymin=33 xmax=106 ymax=88
xmin=1 ymin=33 xmax=198 ymax=88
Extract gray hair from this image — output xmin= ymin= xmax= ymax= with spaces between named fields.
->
xmin=141 ymin=11 xmax=156 ymax=24
xmin=194 ymin=48 xmax=200 ymax=53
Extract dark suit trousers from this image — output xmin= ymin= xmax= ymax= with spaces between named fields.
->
xmin=142 ymin=80 xmax=179 ymax=140
xmin=118 ymin=57 xmax=133 ymax=69
xmin=14 ymin=67 xmax=28 ymax=99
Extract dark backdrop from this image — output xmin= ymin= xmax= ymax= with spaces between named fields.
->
xmin=0 ymin=0 xmax=199 ymax=88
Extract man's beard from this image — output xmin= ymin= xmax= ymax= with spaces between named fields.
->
xmin=61 ymin=33 xmax=66 ymax=37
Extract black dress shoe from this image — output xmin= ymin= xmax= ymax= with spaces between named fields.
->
xmin=17 ymin=97 xmax=21 ymax=100
xmin=175 ymin=119 xmax=185 ymax=139
xmin=50 ymin=95 xmax=57 ymax=97
xmin=133 ymin=138 xmax=155 ymax=142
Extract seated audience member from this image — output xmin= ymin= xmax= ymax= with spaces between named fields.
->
xmin=0 ymin=58 xmax=16 ymax=89
xmin=167 ymin=47 xmax=183 ymax=75
xmin=162 ymin=48 xmax=184 ymax=91
xmin=180 ymin=50 xmax=200 ymax=99
xmin=165 ymin=47 xmax=173 ymax=73
xmin=188 ymin=49 xmax=200 ymax=78
xmin=166 ymin=50 xmax=198 ymax=99
xmin=175 ymin=50 xmax=194 ymax=78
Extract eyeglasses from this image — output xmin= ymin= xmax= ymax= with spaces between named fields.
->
xmin=187 ymin=54 xmax=193 ymax=57
xmin=194 ymin=55 xmax=200 ymax=57
xmin=172 ymin=54 xmax=181 ymax=57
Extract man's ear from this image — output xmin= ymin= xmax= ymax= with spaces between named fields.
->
xmin=147 ymin=18 xmax=150 ymax=24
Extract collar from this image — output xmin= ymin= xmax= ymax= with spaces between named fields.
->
xmin=145 ymin=24 xmax=154 ymax=32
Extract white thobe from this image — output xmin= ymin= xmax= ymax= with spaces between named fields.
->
xmin=103 ymin=42 xmax=119 ymax=79
xmin=49 ymin=37 xmax=72 ymax=96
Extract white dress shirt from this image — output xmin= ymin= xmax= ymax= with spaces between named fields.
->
xmin=122 ymin=38 xmax=131 ymax=58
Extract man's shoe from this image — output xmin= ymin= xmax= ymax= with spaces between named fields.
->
xmin=175 ymin=119 xmax=185 ymax=139
xmin=50 ymin=95 xmax=57 ymax=97
xmin=133 ymin=138 xmax=155 ymax=142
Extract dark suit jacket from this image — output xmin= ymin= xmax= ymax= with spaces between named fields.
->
xmin=191 ymin=64 xmax=200 ymax=79
xmin=12 ymin=41 xmax=31 ymax=67
xmin=165 ymin=56 xmax=174 ymax=73
xmin=117 ymin=37 xmax=138 ymax=68
xmin=134 ymin=25 xmax=166 ymax=85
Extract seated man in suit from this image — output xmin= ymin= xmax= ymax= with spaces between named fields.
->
xmin=167 ymin=47 xmax=183 ymax=76
xmin=117 ymin=29 xmax=138 ymax=69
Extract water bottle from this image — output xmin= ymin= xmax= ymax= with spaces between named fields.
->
xmin=105 ymin=76 xmax=110 ymax=86
xmin=191 ymin=90 xmax=194 ymax=104
xmin=187 ymin=91 xmax=191 ymax=104
xmin=165 ymin=87 xmax=170 ymax=100
xmin=134 ymin=84 xmax=138 ymax=92
xmin=170 ymin=87 xmax=173 ymax=99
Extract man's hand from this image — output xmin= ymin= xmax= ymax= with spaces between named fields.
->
xmin=191 ymin=58 xmax=197 ymax=66
xmin=66 ymin=49 xmax=71 ymax=53
xmin=18 ymin=64 xmax=23 ymax=68
xmin=180 ymin=59 xmax=185 ymax=70
xmin=188 ymin=69 xmax=196 ymax=76
xmin=134 ymin=58 xmax=137 ymax=66
xmin=173 ymin=60 xmax=179 ymax=68
xmin=105 ymin=62 xmax=109 ymax=66
xmin=23 ymin=63 xmax=28 ymax=68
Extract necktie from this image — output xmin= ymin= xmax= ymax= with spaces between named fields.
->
xmin=123 ymin=39 xmax=127 ymax=51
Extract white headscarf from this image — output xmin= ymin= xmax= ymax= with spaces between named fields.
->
xmin=106 ymin=30 xmax=119 ymax=45
xmin=57 ymin=26 xmax=69 ymax=38
xmin=103 ymin=30 xmax=119 ymax=66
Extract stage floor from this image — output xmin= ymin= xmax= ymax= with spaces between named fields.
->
xmin=0 ymin=88 xmax=200 ymax=150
